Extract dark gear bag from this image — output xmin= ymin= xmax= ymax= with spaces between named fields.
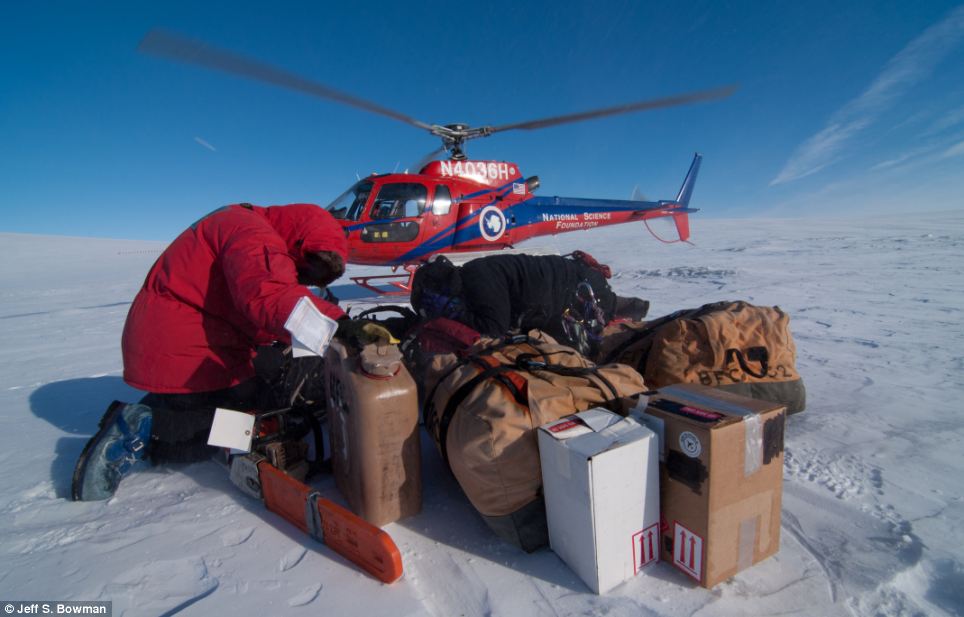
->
xmin=423 ymin=331 xmax=646 ymax=551
xmin=598 ymin=301 xmax=805 ymax=414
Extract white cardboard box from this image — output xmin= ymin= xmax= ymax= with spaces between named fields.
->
xmin=538 ymin=408 xmax=660 ymax=594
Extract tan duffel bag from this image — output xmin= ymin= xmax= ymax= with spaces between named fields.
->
xmin=424 ymin=331 xmax=646 ymax=551
xmin=597 ymin=300 xmax=805 ymax=414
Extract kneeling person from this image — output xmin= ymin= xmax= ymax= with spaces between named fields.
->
xmin=73 ymin=203 xmax=350 ymax=501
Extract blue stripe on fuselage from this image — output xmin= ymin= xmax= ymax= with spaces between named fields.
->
xmin=353 ymin=182 xmax=671 ymax=265
xmin=385 ymin=195 xmax=670 ymax=264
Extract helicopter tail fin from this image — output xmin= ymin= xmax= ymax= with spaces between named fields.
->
xmin=675 ymin=152 xmax=702 ymax=208
xmin=669 ymin=153 xmax=701 ymax=242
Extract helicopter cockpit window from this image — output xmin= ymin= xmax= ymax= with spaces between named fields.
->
xmin=370 ymin=183 xmax=428 ymax=220
xmin=431 ymin=185 xmax=452 ymax=216
xmin=326 ymin=181 xmax=372 ymax=221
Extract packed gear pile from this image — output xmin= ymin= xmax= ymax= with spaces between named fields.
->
xmin=73 ymin=246 xmax=803 ymax=590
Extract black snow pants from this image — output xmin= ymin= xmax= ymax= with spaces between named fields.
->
xmin=140 ymin=349 xmax=325 ymax=463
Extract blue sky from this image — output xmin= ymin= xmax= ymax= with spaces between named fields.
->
xmin=2 ymin=1 xmax=964 ymax=240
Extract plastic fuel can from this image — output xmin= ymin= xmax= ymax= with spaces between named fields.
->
xmin=326 ymin=339 xmax=421 ymax=526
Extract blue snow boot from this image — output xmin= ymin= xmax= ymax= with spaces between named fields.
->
xmin=71 ymin=401 xmax=153 ymax=501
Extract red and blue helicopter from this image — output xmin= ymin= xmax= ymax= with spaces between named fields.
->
xmin=326 ymin=151 xmax=702 ymax=266
xmin=140 ymin=30 xmax=734 ymax=291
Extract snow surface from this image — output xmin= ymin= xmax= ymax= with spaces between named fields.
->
xmin=1 ymin=213 xmax=963 ymax=617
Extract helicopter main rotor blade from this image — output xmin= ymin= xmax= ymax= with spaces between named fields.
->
xmin=138 ymin=29 xmax=434 ymax=132
xmin=487 ymin=84 xmax=737 ymax=134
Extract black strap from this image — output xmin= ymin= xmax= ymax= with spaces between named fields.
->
xmin=467 ymin=357 xmax=528 ymax=410
xmin=429 ymin=340 xmax=623 ymax=469
xmin=600 ymin=307 xmax=696 ymax=365
xmin=600 ymin=301 xmax=741 ymax=365
xmin=725 ymin=347 xmax=770 ymax=379
xmin=422 ymin=333 xmax=555 ymax=428
xmin=354 ymin=304 xmax=418 ymax=321
xmin=297 ymin=408 xmax=327 ymax=479
xmin=512 ymin=351 xmax=620 ymax=401
xmin=423 ymin=334 xmax=530 ymax=441
xmin=436 ymin=362 xmax=528 ymax=468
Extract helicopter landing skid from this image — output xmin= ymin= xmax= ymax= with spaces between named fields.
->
xmin=350 ymin=264 xmax=419 ymax=297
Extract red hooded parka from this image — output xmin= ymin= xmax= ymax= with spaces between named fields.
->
xmin=122 ymin=204 xmax=348 ymax=394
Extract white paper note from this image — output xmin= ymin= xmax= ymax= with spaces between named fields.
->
xmin=284 ymin=296 xmax=338 ymax=357
xmin=207 ymin=408 xmax=256 ymax=452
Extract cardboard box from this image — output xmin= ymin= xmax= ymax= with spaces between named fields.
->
xmin=631 ymin=383 xmax=786 ymax=588
xmin=538 ymin=408 xmax=660 ymax=594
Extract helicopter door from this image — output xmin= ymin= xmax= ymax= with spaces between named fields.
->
xmin=360 ymin=182 xmax=427 ymax=244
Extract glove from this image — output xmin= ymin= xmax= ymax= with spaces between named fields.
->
xmin=335 ymin=319 xmax=400 ymax=346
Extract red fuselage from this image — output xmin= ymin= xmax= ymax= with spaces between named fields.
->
xmin=326 ymin=157 xmax=698 ymax=266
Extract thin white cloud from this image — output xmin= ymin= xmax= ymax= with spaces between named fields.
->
xmin=943 ymin=139 xmax=964 ymax=157
xmin=761 ymin=160 xmax=964 ymax=218
xmin=870 ymin=152 xmax=919 ymax=171
xmin=924 ymin=104 xmax=964 ymax=135
xmin=771 ymin=5 xmax=964 ymax=185
xmin=194 ymin=136 xmax=217 ymax=152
